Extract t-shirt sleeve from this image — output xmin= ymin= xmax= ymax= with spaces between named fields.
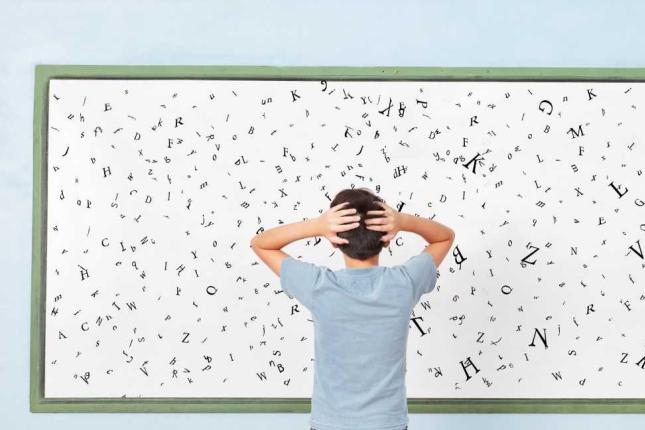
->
xmin=279 ymin=256 xmax=322 ymax=309
xmin=403 ymin=251 xmax=438 ymax=303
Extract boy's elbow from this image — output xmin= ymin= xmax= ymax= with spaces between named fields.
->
xmin=446 ymin=229 xmax=456 ymax=242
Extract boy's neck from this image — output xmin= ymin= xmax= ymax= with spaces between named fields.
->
xmin=343 ymin=254 xmax=380 ymax=269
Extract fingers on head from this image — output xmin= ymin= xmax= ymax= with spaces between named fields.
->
xmin=333 ymin=201 xmax=351 ymax=211
xmin=332 ymin=235 xmax=349 ymax=245
xmin=338 ymin=207 xmax=357 ymax=215
xmin=365 ymin=217 xmax=386 ymax=225
xmin=337 ymin=214 xmax=360 ymax=224
xmin=335 ymin=222 xmax=360 ymax=232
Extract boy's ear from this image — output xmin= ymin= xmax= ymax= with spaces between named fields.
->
xmin=383 ymin=240 xmax=390 ymax=248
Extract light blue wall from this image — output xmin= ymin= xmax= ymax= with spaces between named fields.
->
xmin=2 ymin=0 xmax=644 ymax=428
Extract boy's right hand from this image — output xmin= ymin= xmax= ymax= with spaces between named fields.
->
xmin=365 ymin=201 xmax=404 ymax=243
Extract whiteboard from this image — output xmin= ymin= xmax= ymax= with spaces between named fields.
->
xmin=40 ymin=76 xmax=645 ymax=402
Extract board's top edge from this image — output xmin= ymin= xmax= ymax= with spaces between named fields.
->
xmin=33 ymin=65 xmax=645 ymax=81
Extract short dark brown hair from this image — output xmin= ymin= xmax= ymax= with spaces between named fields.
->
xmin=330 ymin=187 xmax=386 ymax=260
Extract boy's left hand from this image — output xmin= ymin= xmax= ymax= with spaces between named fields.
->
xmin=316 ymin=202 xmax=361 ymax=245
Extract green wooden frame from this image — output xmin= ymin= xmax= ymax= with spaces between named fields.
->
xmin=31 ymin=64 xmax=645 ymax=413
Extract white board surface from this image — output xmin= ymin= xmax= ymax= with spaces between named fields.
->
xmin=44 ymin=78 xmax=645 ymax=398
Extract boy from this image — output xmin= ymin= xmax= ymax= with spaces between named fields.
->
xmin=250 ymin=188 xmax=455 ymax=430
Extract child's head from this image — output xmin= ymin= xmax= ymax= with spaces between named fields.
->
xmin=330 ymin=187 xmax=388 ymax=260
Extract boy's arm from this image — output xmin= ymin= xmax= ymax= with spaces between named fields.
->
xmin=397 ymin=214 xmax=454 ymax=300
xmin=250 ymin=202 xmax=360 ymax=277
xmin=399 ymin=213 xmax=455 ymax=267
xmin=250 ymin=218 xmax=321 ymax=277
xmin=366 ymin=201 xmax=455 ymax=268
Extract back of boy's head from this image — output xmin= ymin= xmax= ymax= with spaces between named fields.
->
xmin=330 ymin=187 xmax=387 ymax=260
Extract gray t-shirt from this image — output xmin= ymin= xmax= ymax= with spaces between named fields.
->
xmin=280 ymin=251 xmax=438 ymax=430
